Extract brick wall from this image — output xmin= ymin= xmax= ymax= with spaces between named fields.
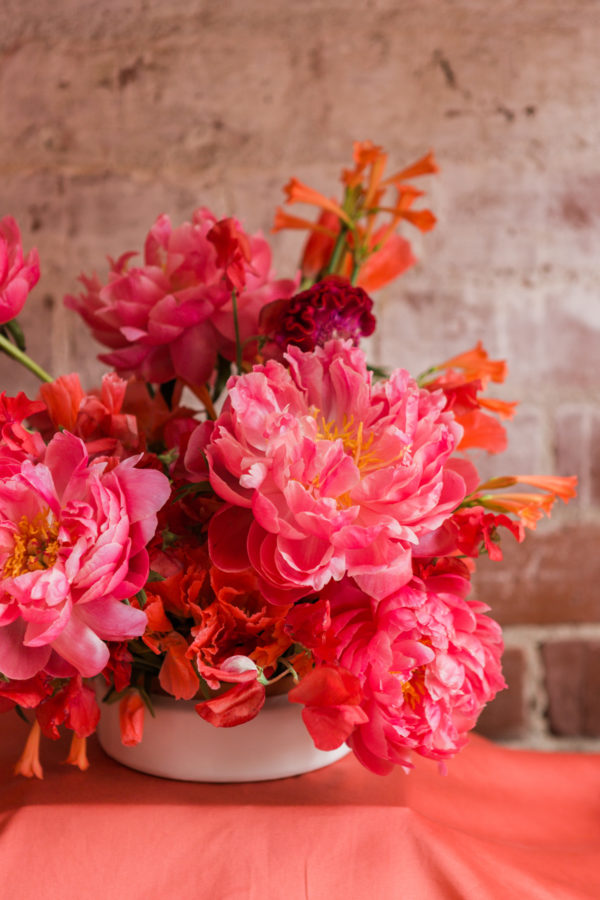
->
xmin=1 ymin=0 xmax=599 ymax=749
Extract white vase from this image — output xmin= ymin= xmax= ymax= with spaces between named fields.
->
xmin=95 ymin=691 xmax=351 ymax=782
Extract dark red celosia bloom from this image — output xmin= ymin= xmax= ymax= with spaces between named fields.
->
xmin=259 ymin=276 xmax=376 ymax=357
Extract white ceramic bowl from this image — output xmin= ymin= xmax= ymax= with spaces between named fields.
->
xmin=96 ymin=690 xmax=351 ymax=782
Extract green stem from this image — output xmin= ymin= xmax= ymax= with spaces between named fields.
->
xmin=231 ymin=289 xmax=243 ymax=373
xmin=0 ymin=334 xmax=53 ymax=383
xmin=323 ymin=223 xmax=350 ymax=277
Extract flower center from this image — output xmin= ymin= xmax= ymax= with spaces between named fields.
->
xmin=402 ymin=672 xmax=426 ymax=709
xmin=3 ymin=511 xmax=60 ymax=578
xmin=317 ymin=413 xmax=378 ymax=471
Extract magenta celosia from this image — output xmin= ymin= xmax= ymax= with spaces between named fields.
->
xmin=205 ymin=339 xmax=468 ymax=603
xmin=0 ymin=430 xmax=171 ymax=680
xmin=0 ymin=216 xmax=40 ymax=325
xmin=64 ymin=209 xmax=297 ymax=385
xmin=259 ymin=276 xmax=376 ymax=361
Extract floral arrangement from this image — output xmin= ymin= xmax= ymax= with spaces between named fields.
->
xmin=0 ymin=142 xmax=576 ymax=779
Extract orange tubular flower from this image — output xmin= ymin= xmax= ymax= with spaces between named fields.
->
xmin=65 ymin=734 xmax=90 ymax=771
xmin=381 ymin=150 xmax=439 ymax=186
xmin=14 ymin=720 xmax=44 ymax=779
xmin=282 ymin=178 xmax=352 ymax=226
xmin=478 ymin=397 xmax=518 ymax=420
xmin=274 ymin=141 xmax=438 ymax=288
xmin=475 ymin=492 xmax=559 ymax=530
xmin=436 ymin=342 xmax=507 ymax=386
xmin=477 ymin=474 xmax=578 ymax=503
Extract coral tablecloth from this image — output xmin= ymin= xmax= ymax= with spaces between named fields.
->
xmin=1 ymin=717 xmax=600 ymax=900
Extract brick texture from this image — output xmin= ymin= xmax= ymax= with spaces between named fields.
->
xmin=542 ymin=641 xmax=600 ymax=737
xmin=475 ymin=647 xmax=526 ymax=740
xmin=472 ymin=524 xmax=600 ymax=625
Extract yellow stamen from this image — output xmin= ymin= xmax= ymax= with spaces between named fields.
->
xmin=316 ymin=412 xmax=407 ymax=475
xmin=3 ymin=511 xmax=60 ymax=578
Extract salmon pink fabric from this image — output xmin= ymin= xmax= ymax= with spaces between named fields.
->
xmin=1 ymin=716 xmax=599 ymax=900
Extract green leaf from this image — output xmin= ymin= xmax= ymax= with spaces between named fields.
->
xmin=147 ymin=570 xmax=165 ymax=583
xmin=174 ymin=481 xmax=213 ymax=501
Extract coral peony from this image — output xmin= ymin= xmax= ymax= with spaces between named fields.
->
xmin=65 ymin=209 xmax=296 ymax=385
xmin=289 ymin=566 xmax=505 ymax=773
xmin=0 ymin=430 xmax=170 ymax=680
xmin=0 ymin=216 xmax=40 ymax=325
xmin=206 ymin=340 xmax=467 ymax=603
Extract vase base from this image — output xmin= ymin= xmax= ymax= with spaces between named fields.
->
xmin=96 ymin=691 xmax=351 ymax=782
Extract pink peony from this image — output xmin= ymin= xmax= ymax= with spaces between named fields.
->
xmin=0 ymin=430 xmax=171 ymax=680
xmin=0 ymin=217 xmax=40 ymax=325
xmin=206 ymin=340 xmax=467 ymax=602
xmin=64 ymin=209 xmax=297 ymax=385
xmin=289 ymin=565 xmax=505 ymax=773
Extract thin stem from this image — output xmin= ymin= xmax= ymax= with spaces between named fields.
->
xmin=323 ymin=224 xmax=350 ymax=277
xmin=186 ymin=381 xmax=217 ymax=420
xmin=231 ymin=289 xmax=243 ymax=373
xmin=0 ymin=333 xmax=53 ymax=383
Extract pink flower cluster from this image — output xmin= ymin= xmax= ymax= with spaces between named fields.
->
xmin=193 ymin=339 xmax=505 ymax=769
xmin=65 ymin=209 xmax=297 ymax=385
xmin=0 ymin=406 xmax=170 ymax=682
xmin=287 ymin=565 xmax=504 ymax=773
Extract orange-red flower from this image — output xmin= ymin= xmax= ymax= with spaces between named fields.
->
xmin=273 ymin=141 xmax=438 ymax=290
xmin=119 ymin=691 xmax=145 ymax=747
xmin=14 ymin=720 xmax=44 ymax=779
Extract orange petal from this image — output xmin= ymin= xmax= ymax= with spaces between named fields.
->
xmin=437 ymin=342 xmax=508 ymax=385
xmin=478 ymin=397 xmax=518 ymax=420
xmin=383 ymin=151 xmax=439 ymax=185
xmin=158 ymin=633 xmax=200 ymax=700
xmin=119 ymin=692 xmax=145 ymax=747
xmin=282 ymin=178 xmax=352 ymax=226
xmin=398 ymin=208 xmax=437 ymax=233
xmin=456 ymin=410 xmax=508 ymax=454
xmin=14 ymin=720 xmax=44 ymax=779
xmin=357 ymin=234 xmax=416 ymax=292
